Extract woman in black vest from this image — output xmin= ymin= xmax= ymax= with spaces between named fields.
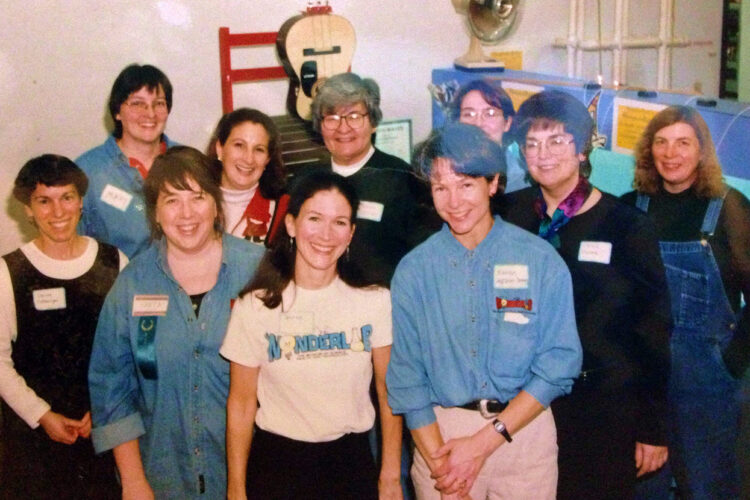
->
xmin=0 ymin=155 xmax=125 ymax=499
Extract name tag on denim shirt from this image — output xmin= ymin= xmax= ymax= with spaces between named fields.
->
xmin=132 ymin=295 xmax=169 ymax=316
xmin=33 ymin=287 xmax=66 ymax=310
xmin=494 ymin=265 xmax=528 ymax=289
xmin=578 ymin=241 xmax=612 ymax=264
xmin=356 ymin=201 xmax=384 ymax=222
xmin=101 ymin=184 xmax=133 ymax=212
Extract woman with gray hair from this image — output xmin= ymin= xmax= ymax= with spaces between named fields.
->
xmin=300 ymin=72 xmax=437 ymax=285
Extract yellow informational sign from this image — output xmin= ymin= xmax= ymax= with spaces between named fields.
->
xmin=490 ymin=50 xmax=523 ymax=71
xmin=498 ymin=81 xmax=545 ymax=111
xmin=612 ymin=97 xmax=667 ymax=154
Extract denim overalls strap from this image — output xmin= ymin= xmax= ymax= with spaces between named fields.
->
xmin=639 ymin=187 xmax=740 ymax=499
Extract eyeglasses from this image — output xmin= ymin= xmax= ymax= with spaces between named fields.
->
xmin=459 ymin=108 xmax=503 ymax=121
xmin=124 ymin=99 xmax=169 ymax=114
xmin=321 ymin=112 xmax=368 ymax=131
xmin=522 ymin=135 xmax=576 ymax=158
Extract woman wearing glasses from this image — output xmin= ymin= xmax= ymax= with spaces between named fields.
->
xmin=451 ymin=79 xmax=531 ymax=194
xmin=304 ymin=72 xmax=438 ymax=285
xmin=76 ymin=64 xmax=177 ymax=258
xmin=497 ymin=90 xmax=672 ymax=499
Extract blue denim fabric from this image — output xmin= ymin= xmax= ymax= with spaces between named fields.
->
xmin=504 ymin=143 xmax=532 ymax=194
xmin=637 ymin=193 xmax=741 ymax=499
xmin=76 ymin=135 xmax=177 ymax=258
xmin=89 ymin=235 xmax=263 ymax=499
xmin=387 ymin=218 xmax=582 ymax=430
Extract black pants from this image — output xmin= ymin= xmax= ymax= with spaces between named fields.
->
xmin=246 ymin=426 xmax=378 ymax=500
xmin=0 ymin=408 xmax=119 ymax=500
xmin=554 ymin=384 xmax=640 ymax=500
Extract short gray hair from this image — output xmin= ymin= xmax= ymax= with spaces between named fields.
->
xmin=311 ymin=73 xmax=383 ymax=132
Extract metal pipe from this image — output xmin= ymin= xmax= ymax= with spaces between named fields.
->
xmin=567 ymin=0 xmax=577 ymax=77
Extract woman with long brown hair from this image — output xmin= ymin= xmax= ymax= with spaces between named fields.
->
xmin=623 ymin=105 xmax=750 ymax=499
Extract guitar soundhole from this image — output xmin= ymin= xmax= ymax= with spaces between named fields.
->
xmin=300 ymin=61 xmax=318 ymax=98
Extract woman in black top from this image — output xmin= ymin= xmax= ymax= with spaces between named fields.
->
xmin=622 ymin=105 xmax=750 ymax=499
xmin=498 ymin=90 xmax=672 ymax=499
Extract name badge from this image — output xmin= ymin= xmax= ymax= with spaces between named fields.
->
xmin=280 ymin=311 xmax=314 ymax=334
xmin=101 ymin=184 xmax=133 ymax=212
xmin=132 ymin=295 xmax=169 ymax=316
xmin=357 ymin=201 xmax=384 ymax=222
xmin=33 ymin=287 xmax=66 ymax=310
xmin=578 ymin=241 xmax=612 ymax=264
xmin=494 ymin=265 xmax=528 ymax=289
xmin=504 ymin=312 xmax=530 ymax=325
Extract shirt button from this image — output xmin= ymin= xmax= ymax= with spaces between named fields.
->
xmin=470 ymin=315 xmax=476 ymax=323
xmin=200 ymin=323 xmax=207 ymax=331
xmin=193 ymin=384 xmax=199 ymax=392
xmin=729 ymin=323 xmax=737 ymax=331
xmin=469 ymin=280 xmax=475 ymax=288
xmin=470 ymin=349 xmax=477 ymax=357
xmin=481 ymin=382 xmax=487 ymax=389
xmin=194 ymin=416 xmax=200 ymax=424
xmin=194 ymin=349 xmax=200 ymax=359
xmin=194 ymin=447 xmax=200 ymax=456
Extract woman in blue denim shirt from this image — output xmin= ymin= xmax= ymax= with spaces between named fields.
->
xmin=89 ymin=147 xmax=264 ymax=499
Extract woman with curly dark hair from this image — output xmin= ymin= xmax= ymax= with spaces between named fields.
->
xmin=207 ymin=108 xmax=286 ymax=244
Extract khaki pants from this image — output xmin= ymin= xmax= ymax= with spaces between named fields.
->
xmin=411 ymin=406 xmax=557 ymax=500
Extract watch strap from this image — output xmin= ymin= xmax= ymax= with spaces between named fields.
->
xmin=492 ymin=418 xmax=513 ymax=442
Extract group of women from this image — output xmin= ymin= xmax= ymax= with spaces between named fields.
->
xmin=0 ymin=60 xmax=747 ymax=500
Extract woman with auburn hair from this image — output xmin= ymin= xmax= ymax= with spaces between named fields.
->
xmin=623 ymin=105 xmax=750 ymax=499
xmin=632 ymin=105 xmax=724 ymax=197
xmin=89 ymin=147 xmax=264 ymax=499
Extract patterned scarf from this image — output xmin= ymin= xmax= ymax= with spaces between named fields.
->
xmin=534 ymin=176 xmax=591 ymax=248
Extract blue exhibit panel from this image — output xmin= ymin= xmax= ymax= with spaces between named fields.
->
xmin=431 ymin=68 xmax=750 ymax=185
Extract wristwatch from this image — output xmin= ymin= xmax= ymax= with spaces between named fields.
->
xmin=492 ymin=418 xmax=513 ymax=442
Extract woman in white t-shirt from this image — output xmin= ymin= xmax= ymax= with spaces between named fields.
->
xmin=207 ymin=108 xmax=286 ymax=244
xmin=221 ymin=170 xmax=402 ymax=500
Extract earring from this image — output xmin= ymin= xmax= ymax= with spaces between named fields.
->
xmin=289 ymin=236 xmax=295 ymax=248
xmin=345 ymin=246 xmax=350 ymax=261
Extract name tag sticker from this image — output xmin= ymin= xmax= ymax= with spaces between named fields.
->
xmin=494 ymin=265 xmax=529 ymax=289
xmin=578 ymin=241 xmax=612 ymax=264
xmin=33 ymin=288 xmax=66 ymax=311
xmin=280 ymin=311 xmax=314 ymax=334
xmin=101 ymin=184 xmax=133 ymax=212
xmin=357 ymin=201 xmax=384 ymax=222
xmin=504 ymin=312 xmax=530 ymax=324
xmin=132 ymin=295 xmax=169 ymax=316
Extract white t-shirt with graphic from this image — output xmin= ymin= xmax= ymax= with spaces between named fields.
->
xmin=221 ymin=277 xmax=392 ymax=442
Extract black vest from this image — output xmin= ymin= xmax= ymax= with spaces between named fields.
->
xmin=3 ymin=242 xmax=119 ymax=418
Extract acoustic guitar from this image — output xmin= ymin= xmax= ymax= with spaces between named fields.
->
xmin=277 ymin=2 xmax=356 ymax=121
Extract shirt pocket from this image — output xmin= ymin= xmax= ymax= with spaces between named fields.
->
xmin=488 ymin=308 xmax=538 ymax=382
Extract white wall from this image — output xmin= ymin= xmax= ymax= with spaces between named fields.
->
xmin=0 ymin=0 xmax=721 ymax=255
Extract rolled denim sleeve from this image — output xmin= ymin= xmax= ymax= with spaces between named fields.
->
xmin=524 ymin=255 xmax=582 ymax=406
xmin=89 ymin=272 xmax=145 ymax=453
xmin=386 ymin=265 xmax=437 ymax=430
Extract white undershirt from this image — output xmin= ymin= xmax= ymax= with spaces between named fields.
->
xmin=221 ymin=185 xmax=257 ymax=237
xmin=0 ymin=237 xmax=127 ymax=427
xmin=331 ymin=146 xmax=375 ymax=177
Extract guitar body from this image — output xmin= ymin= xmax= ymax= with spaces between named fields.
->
xmin=277 ymin=6 xmax=356 ymax=121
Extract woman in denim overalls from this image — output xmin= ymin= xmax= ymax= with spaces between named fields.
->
xmin=622 ymin=105 xmax=750 ymax=499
